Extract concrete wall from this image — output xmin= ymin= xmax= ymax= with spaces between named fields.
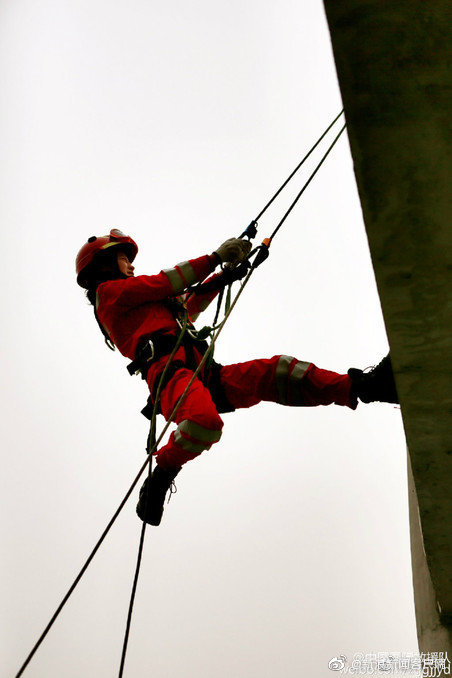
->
xmin=323 ymin=0 xmax=452 ymax=655
xmin=408 ymin=452 xmax=452 ymax=654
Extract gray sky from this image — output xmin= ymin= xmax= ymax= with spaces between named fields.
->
xmin=1 ymin=1 xmax=418 ymax=677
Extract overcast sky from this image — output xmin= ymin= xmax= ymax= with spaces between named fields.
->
xmin=1 ymin=1 xmax=418 ymax=677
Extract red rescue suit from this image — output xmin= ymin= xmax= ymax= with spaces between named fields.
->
xmin=96 ymin=253 xmax=357 ymax=470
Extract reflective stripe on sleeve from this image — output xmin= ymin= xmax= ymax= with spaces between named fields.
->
xmin=163 ymin=261 xmax=198 ymax=294
xmin=177 ymin=261 xmax=198 ymax=286
xmin=163 ymin=267 xmax=185 ymax=294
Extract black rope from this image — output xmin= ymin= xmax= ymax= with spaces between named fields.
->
xmin=195 ymin=111 xmax=345 ymax=297
xmin=269 ymin=123 xmax=346 ymax=243
xmin=15 ymin=457 xmax=152 ymax=678
xmin=118 ymin=520 xmax=147 ymax=677
xmin=226 ymin=123 xmax=347 ymax=272
xmin=118 ymin=434 xmax=153 ymax=678
xmin=213 ymin=287 xmax=225 ymax=326
xmin=254 ymin=110 xmax=343 ymax=222
xmin=15 ymin=318 xmax=190 ymax=678
xmin=14 ymin=112 xmax=346 ymax=678
xmin=117 ymin=312 xmax=189 ymax=677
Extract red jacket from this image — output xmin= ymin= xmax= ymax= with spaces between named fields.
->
xmin=95 ymin=253 xmax=221 ymax=386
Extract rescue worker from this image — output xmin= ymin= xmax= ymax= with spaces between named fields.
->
xmin=76 ymin=229 xmax=398 ymax=526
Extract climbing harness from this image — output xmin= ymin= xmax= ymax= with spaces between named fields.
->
xmin=126 ymin=330 xmax=208 ymax=382
xmin=15 ymin=110 xmax=346 ymax=678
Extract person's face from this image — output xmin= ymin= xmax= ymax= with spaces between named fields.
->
xmin=117 ymin=250 xmax=135 ymax=277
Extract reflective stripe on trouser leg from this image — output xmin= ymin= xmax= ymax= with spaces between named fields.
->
xmin=276 ymin=356 xmax=354 ymax=408
xmin=216 ymin=356 xmax=355 ymax=411
xmin=154 ymin=368 xmax=224 ymax=469
xmin=275 ymin=355 xmax=310 ymax=405
xmin=173 ymin=420 xmax=222 ymax=455
xmin=217 ymin=355 xmax=312 ymax=409
xmin=157 ymin=420 xmax=223 ymax=468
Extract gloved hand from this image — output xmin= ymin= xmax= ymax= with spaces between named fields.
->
xmin=213 ymin=238 xmax=252 ymax=265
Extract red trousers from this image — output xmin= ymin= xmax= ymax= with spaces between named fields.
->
xmin=154 ymin=355 xmax=356 ymax=470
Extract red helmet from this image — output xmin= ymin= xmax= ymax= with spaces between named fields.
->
xmin=76 ymin=228 xmax=138 ymax=288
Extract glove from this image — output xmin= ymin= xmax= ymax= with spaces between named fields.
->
xmin=213 ymin=238 xmax=252 ymax=265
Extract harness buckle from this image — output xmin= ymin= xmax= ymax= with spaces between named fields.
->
xmin=126 ymin=338 xmax=155 ymax=377
xmin=144 ymin=338 xmax=155 ymax=362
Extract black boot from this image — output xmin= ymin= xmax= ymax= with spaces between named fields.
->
xmin=136 ymin=465 xmax=181 ymax=526
xmin=348 ymin=354 xmax=399 ymax=404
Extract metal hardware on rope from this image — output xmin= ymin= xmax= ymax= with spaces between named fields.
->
xmin=239 ymin=220 xmax=258 ymax=240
